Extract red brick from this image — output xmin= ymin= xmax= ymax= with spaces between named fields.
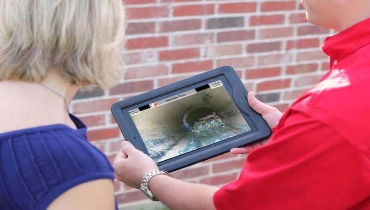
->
xmin=259 ymin=27 xmax=294 ymax=39
xmin=126 ymin=22 xmax=156 ymax=35
xmin=172 ymin=60 xmax=213 ymax=74
xmin=257 ymin=79 xmax=291 ymax=92
xmin=293 ymin=75 xmax=323 ymax=87
xmin=125 ymin=6 xmax=169 ymax=19
xmin=218 ymin=2 xmax=257 ymax=13
xmin=87 ymin=127 xmax=120 ymax=141
xmin=160 ymin=19 xmax=202 ymax=32
xmin=204 ymin=44 xmax=243 ymax=57
xmin=257 ymin=53 xmax=293 ymax=66
xmin=109 ymin=80 xmax=154 ymax=95
xmin=125 ymin=65 xmax=169 ymax=79
xmin=286 ymin=38 xmax=321 ymax=50
xmin=125 ymin=36 xmax=168 ymax=50
xmin=74 ymin=86 xmax=104 ymax=100
xmin=297 ymin=25 xmax=330 ymax=36
xmin=173 ymin=32 xmax=214 ymax=46
xmin=157 ymin=76 xmax=190 ymax=87
xmin=286 ymin=63 xmax=319 ymax=75
xmin=173 ymin=4 xmax=214 ymax=16
xmin=207 ymin=17 xmax=244 ymax=29
xmin=123 ymin=51 xmax=157 ymax=65
xmin=245 ymin=67 xmax=282 ymax=79
xmin=250 ymin=14 xmax=285 ymax=26
xmin=217 ymin=30 xmax=255 ymax=42
xmin=255 ymin=92 xmax=281 ymax=103
xmin=247 ymin=41 xmax=282 ymax=53
xmin=216 ymin=56 xmax=254 ymax=68
xmin=321 ymin=61 xmax=330 ymax=71
xmin=73 ymin=98 xmax=120 ymax=114
xmin=78 ymin=114 xmax=106 ymax=127
xmin=297 ymin=50 xmax=328 ymax=62
xmin=159 ymin=48 xmax=200 ymax=61
xmin=261 ymin=1 xmax=296 ymax=12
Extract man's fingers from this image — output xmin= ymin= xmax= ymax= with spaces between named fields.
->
xmin=230 ymin=145 xmax=254 ymax=154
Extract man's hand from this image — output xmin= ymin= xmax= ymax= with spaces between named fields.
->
xmin=230 ymin=91 xmax=283 ymax=154
xmin=247 ymin=91 xmax=282 ymax=128
xmin=113 ymin=141 xmax=159 ymax=189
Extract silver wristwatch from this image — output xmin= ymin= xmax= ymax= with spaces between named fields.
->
xmin=140 ymin=170 xmax=169 ymax=201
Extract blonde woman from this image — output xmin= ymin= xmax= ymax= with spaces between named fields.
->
xmin=0 ymin=1 xmax=125 ymax=209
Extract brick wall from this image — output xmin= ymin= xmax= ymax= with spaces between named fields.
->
xmin=71 ymin=0 xmax=332 ymax=209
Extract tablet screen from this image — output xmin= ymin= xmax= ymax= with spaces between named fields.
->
xmin=129 ymin=80 xmax=251 ymax=163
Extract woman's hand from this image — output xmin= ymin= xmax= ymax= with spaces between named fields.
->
xmin=230 ymin=91 xmax=283 ymax=154
xmin=113 ymin=141 xmax=159 ymax=189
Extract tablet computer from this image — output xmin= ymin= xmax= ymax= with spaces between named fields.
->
xmin=111 ymin=66 xmax=271 ymax=172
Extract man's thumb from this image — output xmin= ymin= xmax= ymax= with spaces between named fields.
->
xmin=247 ymin=91 xmax=270 ymax=114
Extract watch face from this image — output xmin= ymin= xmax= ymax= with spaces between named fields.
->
xmin=141 ymin=170 xmax=168 ymax=201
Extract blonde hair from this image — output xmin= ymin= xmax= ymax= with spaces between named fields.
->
xmin=0 ymin=0 xmax=126 ymax=89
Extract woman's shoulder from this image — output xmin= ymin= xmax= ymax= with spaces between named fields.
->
xmin=0 ymin=120 xmax=114 ymax=210
xmin=1 ymin=120 xmax=112 ymax=172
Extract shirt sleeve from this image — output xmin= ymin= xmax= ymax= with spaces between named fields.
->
xmin=213 ymin=109 xmax=370 ymax=210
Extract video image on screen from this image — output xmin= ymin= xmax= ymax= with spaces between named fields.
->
xmin=130 ymin=81 xmax=251 ymax=163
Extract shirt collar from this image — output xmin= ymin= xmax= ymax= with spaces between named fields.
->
xmin=322 ymin=18 xmax=370 ymax=62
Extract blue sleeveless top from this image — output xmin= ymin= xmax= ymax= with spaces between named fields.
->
xmin=0 ymin=115 xmax=117 ymax=210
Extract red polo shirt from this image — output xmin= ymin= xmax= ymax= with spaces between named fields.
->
xmin=214 ymin=18 xmax=370 ymax=210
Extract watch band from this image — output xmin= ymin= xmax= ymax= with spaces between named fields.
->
xmin=140 ymin=170 xmax=170 ymax=201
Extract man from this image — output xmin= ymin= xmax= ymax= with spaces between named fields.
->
xmin=113 ymin=0 xmax=370 ymax=209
